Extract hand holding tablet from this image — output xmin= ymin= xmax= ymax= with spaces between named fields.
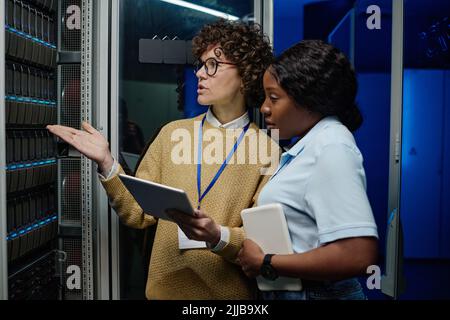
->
xmin=119 ymin=174 xmax=195 ymax=221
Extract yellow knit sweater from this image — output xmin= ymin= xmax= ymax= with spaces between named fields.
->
xmin=100 ymin=114 xmax=280 ymax=300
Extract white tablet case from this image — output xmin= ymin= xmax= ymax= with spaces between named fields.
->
xmin=241 ymin=203 xmax=302 ymax=291
xmin=119 ymin=174 xmax=194 ymax=221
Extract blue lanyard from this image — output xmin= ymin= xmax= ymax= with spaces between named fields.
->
xmin=197 ymin=115 xmax=250 ymax=209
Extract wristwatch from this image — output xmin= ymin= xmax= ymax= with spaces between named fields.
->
xmin=260 ymin=254 xmax=278 ymax=281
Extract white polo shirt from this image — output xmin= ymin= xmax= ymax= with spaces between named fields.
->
xmin=257 ymin=116 xmax=378 ymax=254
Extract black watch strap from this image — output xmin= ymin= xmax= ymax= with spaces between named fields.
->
xmin=263 ymin=254 xmax=275 ymax=266
xmin=261 ymin=254 xmax=278 ymax=281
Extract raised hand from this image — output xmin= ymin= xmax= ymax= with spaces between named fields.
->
xmin=47 ymin=122 xmax=114 ymax=173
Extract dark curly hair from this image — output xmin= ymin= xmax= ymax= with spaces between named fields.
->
xmin=192 ymin=19 xmax=273 ymax=108
xmin=270 ymin=40 xmax=362 ymax=132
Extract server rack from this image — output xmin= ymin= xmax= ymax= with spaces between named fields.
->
xmin=2 ymin=0 xmax=59 ymax=300
xmin=0 ymin=0 xmax=96 ymax=300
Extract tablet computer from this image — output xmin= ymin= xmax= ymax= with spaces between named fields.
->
xmin=119 ymin=174 xmax=195 ymax=221
xmin=241 ymin=203 xmax=302 ymax=291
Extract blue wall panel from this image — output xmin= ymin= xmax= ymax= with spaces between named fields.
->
xmin=273 ymin=0 xmax=304 ymax=55
xmin=328 ymin=9 xmax=353 ymax=61
xmin=401 ymin=259 xmax=450 ymax=299
xmin=354 ymin=0 xmax=392 ymax=73
xmin=355 ymin=73 xmax=391 ymax=256
xmin=304 ymin=0 xmax=354 ymax=41
xmin=401 ymin=69 xmax=444 ymax=258
xmin=442 ymin=71 xmax=450 ymax=258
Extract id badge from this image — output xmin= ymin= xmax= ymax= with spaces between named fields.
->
xmin=177 ymin=226 xmax=207 ymax=249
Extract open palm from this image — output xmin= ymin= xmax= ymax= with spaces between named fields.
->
xmin=47 ymin=122 xmax=112 ymax=168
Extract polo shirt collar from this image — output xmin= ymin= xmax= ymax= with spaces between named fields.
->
xmin=286 ymin=116 xmax=341 ymax=157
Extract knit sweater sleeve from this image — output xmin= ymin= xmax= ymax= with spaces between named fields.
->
xmin=213 ymin=173 xmax=271 ymax=263
xmin=100 ymin=128 xmax=165 ymax=229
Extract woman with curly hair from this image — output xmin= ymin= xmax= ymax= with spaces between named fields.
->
xmin=238 ymin=40 xmax=379 ymax=300
xmin=47 ymin=20 xmax=277 ymax=299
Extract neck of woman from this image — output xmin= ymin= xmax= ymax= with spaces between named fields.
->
xmin=297 ymin=113 xmax=324 ymax=139
xmin=211 ymin=101 xmax=246 ymax=125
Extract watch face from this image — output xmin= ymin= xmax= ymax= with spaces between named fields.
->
xmin=261 ymin=264 xmax=278 ymax=281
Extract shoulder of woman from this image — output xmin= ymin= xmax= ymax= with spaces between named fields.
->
xmin=165 ymin=114 xmax=206 ymax=131
xmin=152 ymin=115 xmax=204 ymax=141
xmin=311 ymin=125 xmax=363 ymax=161
xmin=316 ymin=122 xmax=356 ymax=146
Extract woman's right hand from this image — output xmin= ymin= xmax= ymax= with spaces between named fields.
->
xmin=47 ymin=122 xmax=114 ymax=174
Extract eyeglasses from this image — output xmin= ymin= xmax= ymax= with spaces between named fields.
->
xmin=193 ymin=57 xmax=237 ymax=77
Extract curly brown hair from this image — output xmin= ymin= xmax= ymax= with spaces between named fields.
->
xmin=192 ymin=19 xmax=273 ymax=108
